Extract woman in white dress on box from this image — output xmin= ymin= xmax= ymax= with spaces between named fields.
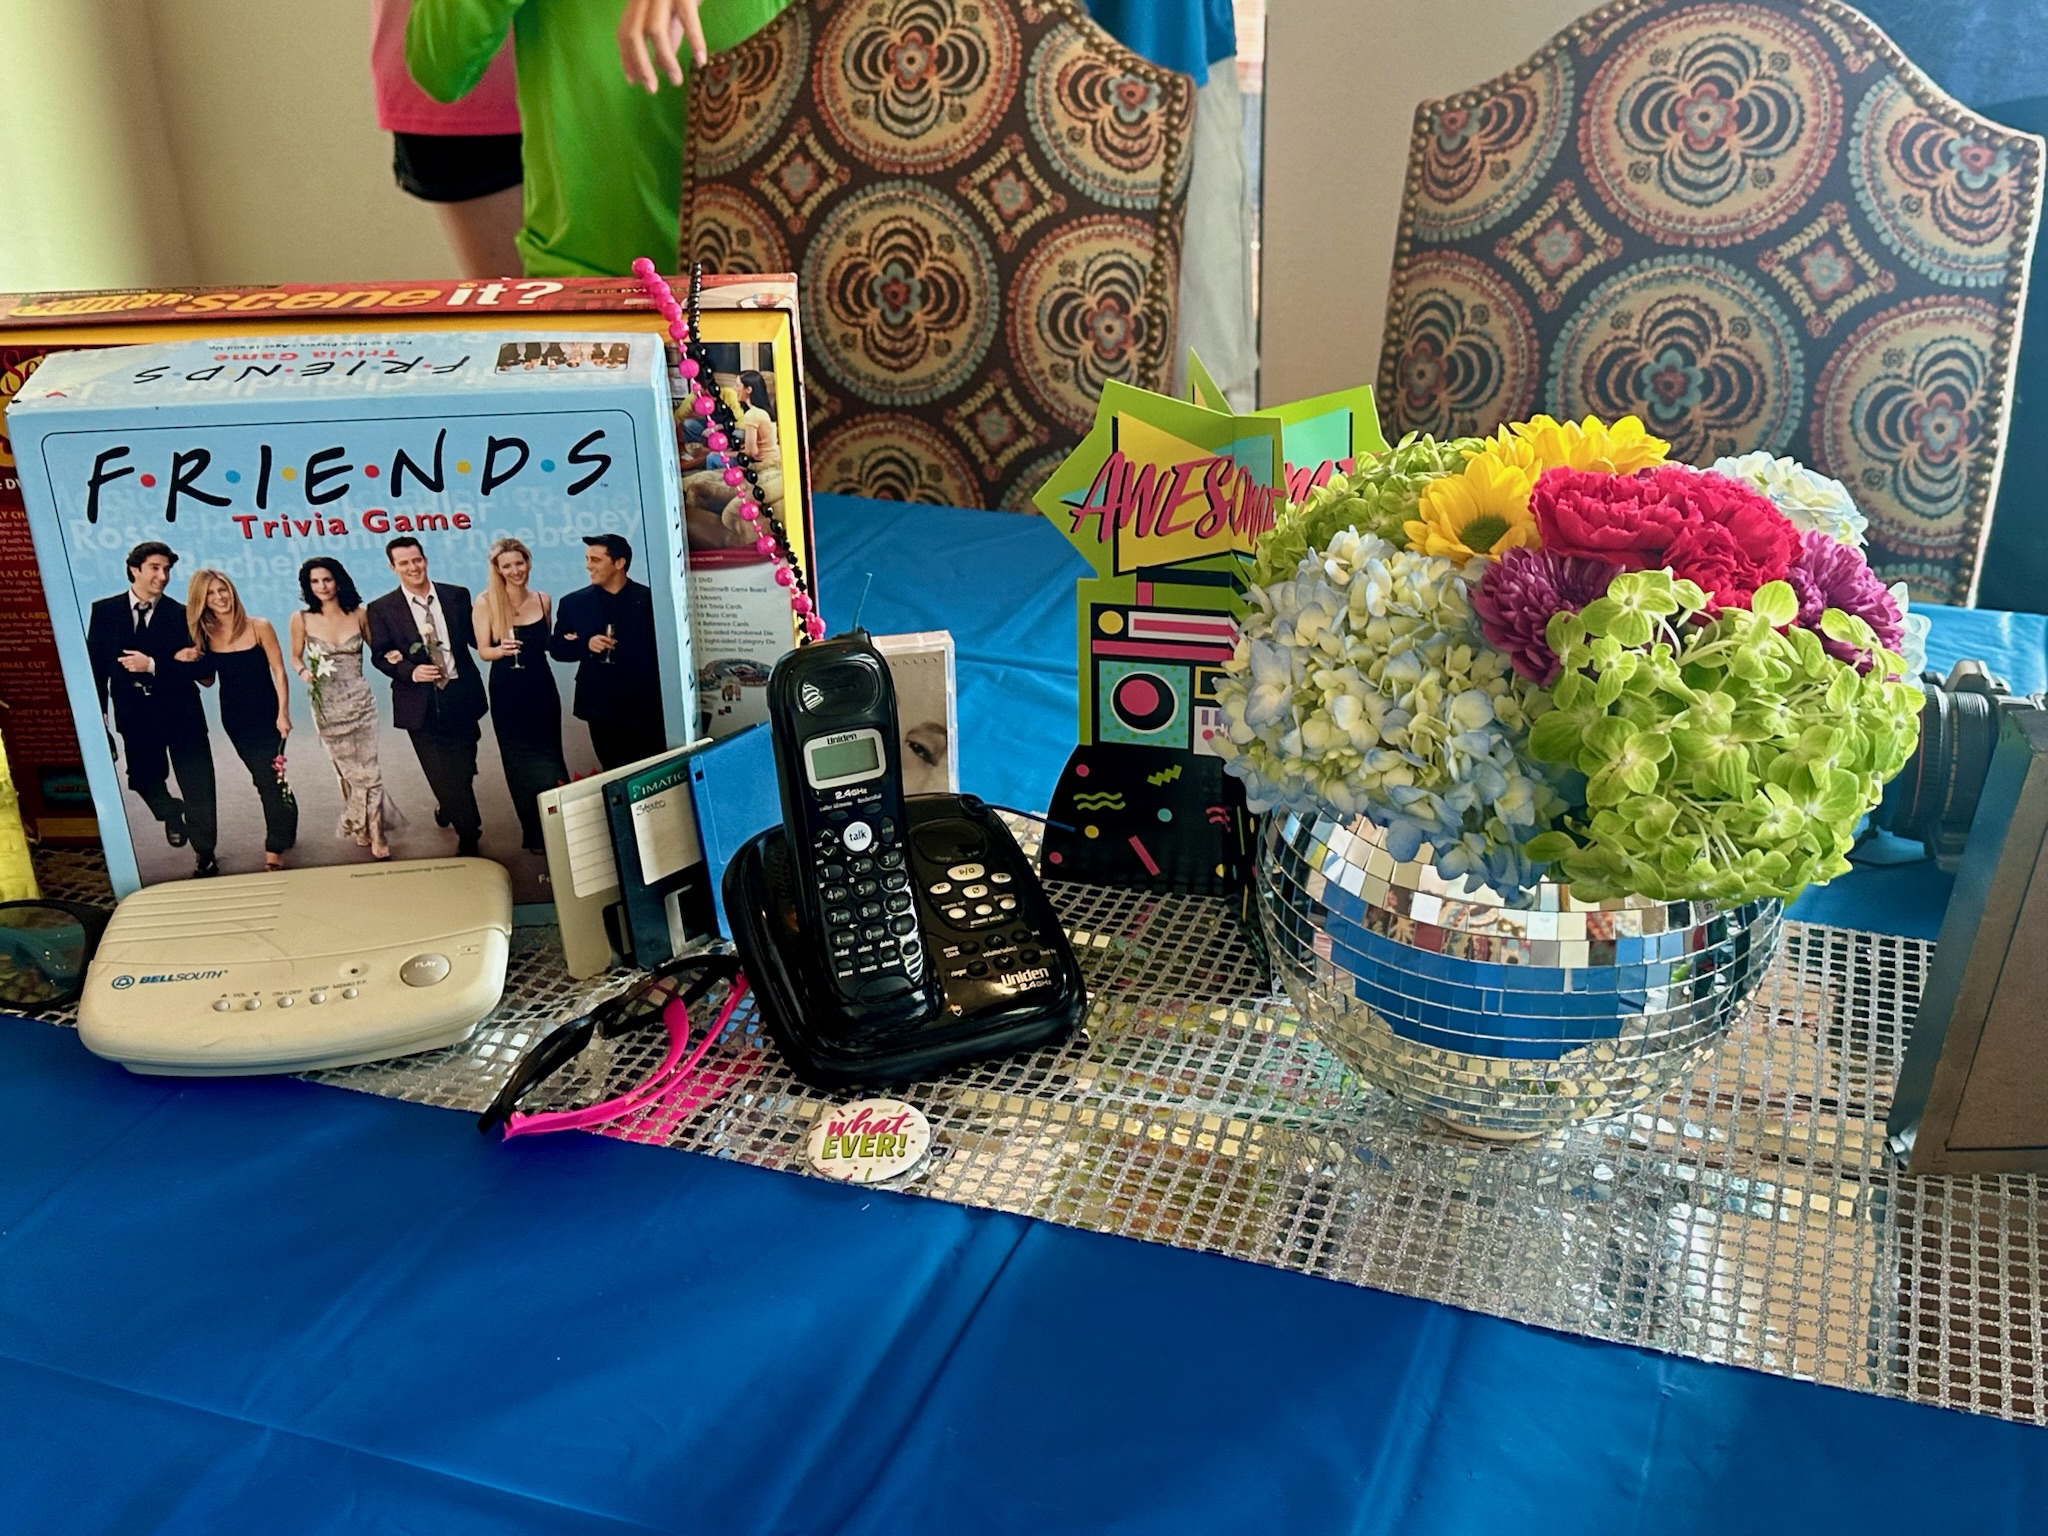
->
xmin=289 ymin=558 xmax=400 ymax=860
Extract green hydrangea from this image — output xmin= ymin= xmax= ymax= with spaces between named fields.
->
xmin=1521 ymin=571 xmax=1925 ymax=903
xmin=1248 ymin=433 xmax=1482 ymax=589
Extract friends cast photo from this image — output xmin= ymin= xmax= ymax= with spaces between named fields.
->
xmin=84 ymin=528 xmax=669 ymax=903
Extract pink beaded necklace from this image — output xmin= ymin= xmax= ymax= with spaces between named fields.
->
xmin=632 ymin=258 xmax=826 ymax=644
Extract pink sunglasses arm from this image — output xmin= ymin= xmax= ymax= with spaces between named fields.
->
xmin=502 ymin=977 xmax=751 ymax=1140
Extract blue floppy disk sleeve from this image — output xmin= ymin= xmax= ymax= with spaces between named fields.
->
xmin=688 ymin=724 xmax=782 ymax=941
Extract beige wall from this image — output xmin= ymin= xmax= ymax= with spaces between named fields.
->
xmin=5 ymin=0 xmax=1600 ymax=398
xmin=0 ymin=0 xmax=454 ymax=294
xmin=0 ymin=0 xmax=196 ymax=290
xmin=147 ymin=0 xmax=453 ymax=284
xmin=1260 ymin=0 xmax=1587 ymax=406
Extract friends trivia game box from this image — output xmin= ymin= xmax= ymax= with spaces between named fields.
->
xmin=0 ymin=275 xmax=811 ymax=843
xmin=7 ymin=332 xmax=690 ymax=901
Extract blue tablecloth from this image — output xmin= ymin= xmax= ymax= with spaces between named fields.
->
xmin=4 ymin=496 xmax=2045 ymax=1533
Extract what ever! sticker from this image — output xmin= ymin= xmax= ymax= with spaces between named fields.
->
xmin=804 ymin=1099 xmax=932 ymax=1184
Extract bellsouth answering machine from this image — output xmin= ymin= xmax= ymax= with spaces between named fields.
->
xmin=78 ymin=860 xmax=513 ymax=1075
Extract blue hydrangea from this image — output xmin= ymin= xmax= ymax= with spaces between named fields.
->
xmin=1215 ymin=530 xmax=1566 ymax=898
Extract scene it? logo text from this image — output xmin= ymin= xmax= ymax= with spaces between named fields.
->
xmin=109 ymin=969 xmax=229 ymax=989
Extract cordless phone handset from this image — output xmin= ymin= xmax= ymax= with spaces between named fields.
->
xmin=765 ymin=631 xmax=932 ymax=1026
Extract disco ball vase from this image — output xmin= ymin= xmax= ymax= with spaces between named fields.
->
xmin=1257 ymin=811 xmax=1783 ymax=1140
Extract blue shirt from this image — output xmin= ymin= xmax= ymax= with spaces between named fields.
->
xmin=1084 ymin=0 xmax=1236 ymax=85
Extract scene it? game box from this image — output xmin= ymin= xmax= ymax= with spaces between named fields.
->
xmin=7 ymin=331 xmax=691 ymax=901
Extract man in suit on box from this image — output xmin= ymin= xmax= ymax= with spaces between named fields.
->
xmin=367 ymin=536 xmax=489 ymax=857
xmin=86 ymin=541 xmax=220 ymax=878
xmin=550 ymin=533 xmax=665 ymax=770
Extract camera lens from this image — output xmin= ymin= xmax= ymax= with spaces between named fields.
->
xmin=1871 ymin=666 xmax=2018 ymax=872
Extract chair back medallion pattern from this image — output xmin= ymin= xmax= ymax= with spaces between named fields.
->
xmin=684 ymin=0 xmax=1194 ymax=512
xmin=1379 ymin=0 xmax=2043 ymax=602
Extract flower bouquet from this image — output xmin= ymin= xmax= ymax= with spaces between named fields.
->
xmin=303 ymin=645 xmax=335 ymax=718
xmin=1219 ymin=416 xmax=1925 ymax=1136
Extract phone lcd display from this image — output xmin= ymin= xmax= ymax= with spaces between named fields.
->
xmin=808 ymin=734 xmax=881 ymax=785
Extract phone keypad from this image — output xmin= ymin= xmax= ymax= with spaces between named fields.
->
xmin=814 ymin=818 xmax=922 ymax=989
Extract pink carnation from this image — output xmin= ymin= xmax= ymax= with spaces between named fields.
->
xmin=1530 ymin=463 xmax=1800 ymax=612
xmin=1474 ymin=546 xmax=1618 ymax=685
xmin=1653 ymin=466 xmax=1800 ymax=606
xmin=1530 ymin=468 xmax=1685 ymax=569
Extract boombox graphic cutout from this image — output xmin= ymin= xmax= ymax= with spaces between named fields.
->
xmin=1045 ymin=564 xmax=1251 ymax=895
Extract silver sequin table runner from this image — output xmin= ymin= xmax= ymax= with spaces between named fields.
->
xmin=29 ymin=847 xmax=2045 ymax=1427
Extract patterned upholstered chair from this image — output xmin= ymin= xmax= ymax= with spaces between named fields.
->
xmin=1378 ymin=0 xmax=2044 ymax=603
xmin=681 ymin=0 xmax=1195 ymax=512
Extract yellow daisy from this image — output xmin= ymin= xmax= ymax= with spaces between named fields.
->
xmin=1506 ymin=413 xmax=1670 ymax=475
xmin=1474 ymin=428 xmax=1541 ymax=478
xmin=1404 ymin=448 xmax=1539 ymax=561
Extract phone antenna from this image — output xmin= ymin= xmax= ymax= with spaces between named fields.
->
xmin=851 ymin=571 xmax=875 ymax=635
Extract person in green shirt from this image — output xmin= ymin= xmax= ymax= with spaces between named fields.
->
xmin=408 ymin=0 xmax=790 ymax=278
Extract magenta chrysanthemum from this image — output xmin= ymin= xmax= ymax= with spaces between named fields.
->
xmin=1474 ymin=546 xmax=1618 ymax=685
xmin=1787 ymin=529 xmax=1902 ymax=671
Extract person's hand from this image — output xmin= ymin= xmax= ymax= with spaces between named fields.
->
xmin=294 ymin=665 xmax=310 ymax=682
xmin=411 ymin=663 xmax=445 ymax=684
xmin=173 ymin=646 xmax=201 ymax=664
xmin=277 ymin=714 xmax=292 ymax=738
xmin=503 ymin=635 xmax=522 ymax=656
xmin=619 ymin=0 xmax=706 ymax=92
xmin=589 ymin=633 xmax=617 ymax=654
xmin=117 ymin=650 xmax=153 ymax=674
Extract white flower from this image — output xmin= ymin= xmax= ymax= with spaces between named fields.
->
xmin=1889 ymin=581 xmax=1931 ymax=678
xmin=1327 ymin=686 xmax=1387 ymax=751
xmin=1216 ymin=528 xmax=1567 ymax=899
xmin=1709 ymin=451 xmax=1868 ymax=546
xmin=1242 ymin=639 xmax=1293 ymax=730
xmin=1446 ymin=688 xmax=1496 ymax=735
xmin=1320 ymin=528 xmax=1370 ymax=585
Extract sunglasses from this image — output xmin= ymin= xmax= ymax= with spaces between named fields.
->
xmin=0 ymin=900 xmax=112 ymax=1010
xmin=479 ymin=954 xmax=749 ymax=1139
